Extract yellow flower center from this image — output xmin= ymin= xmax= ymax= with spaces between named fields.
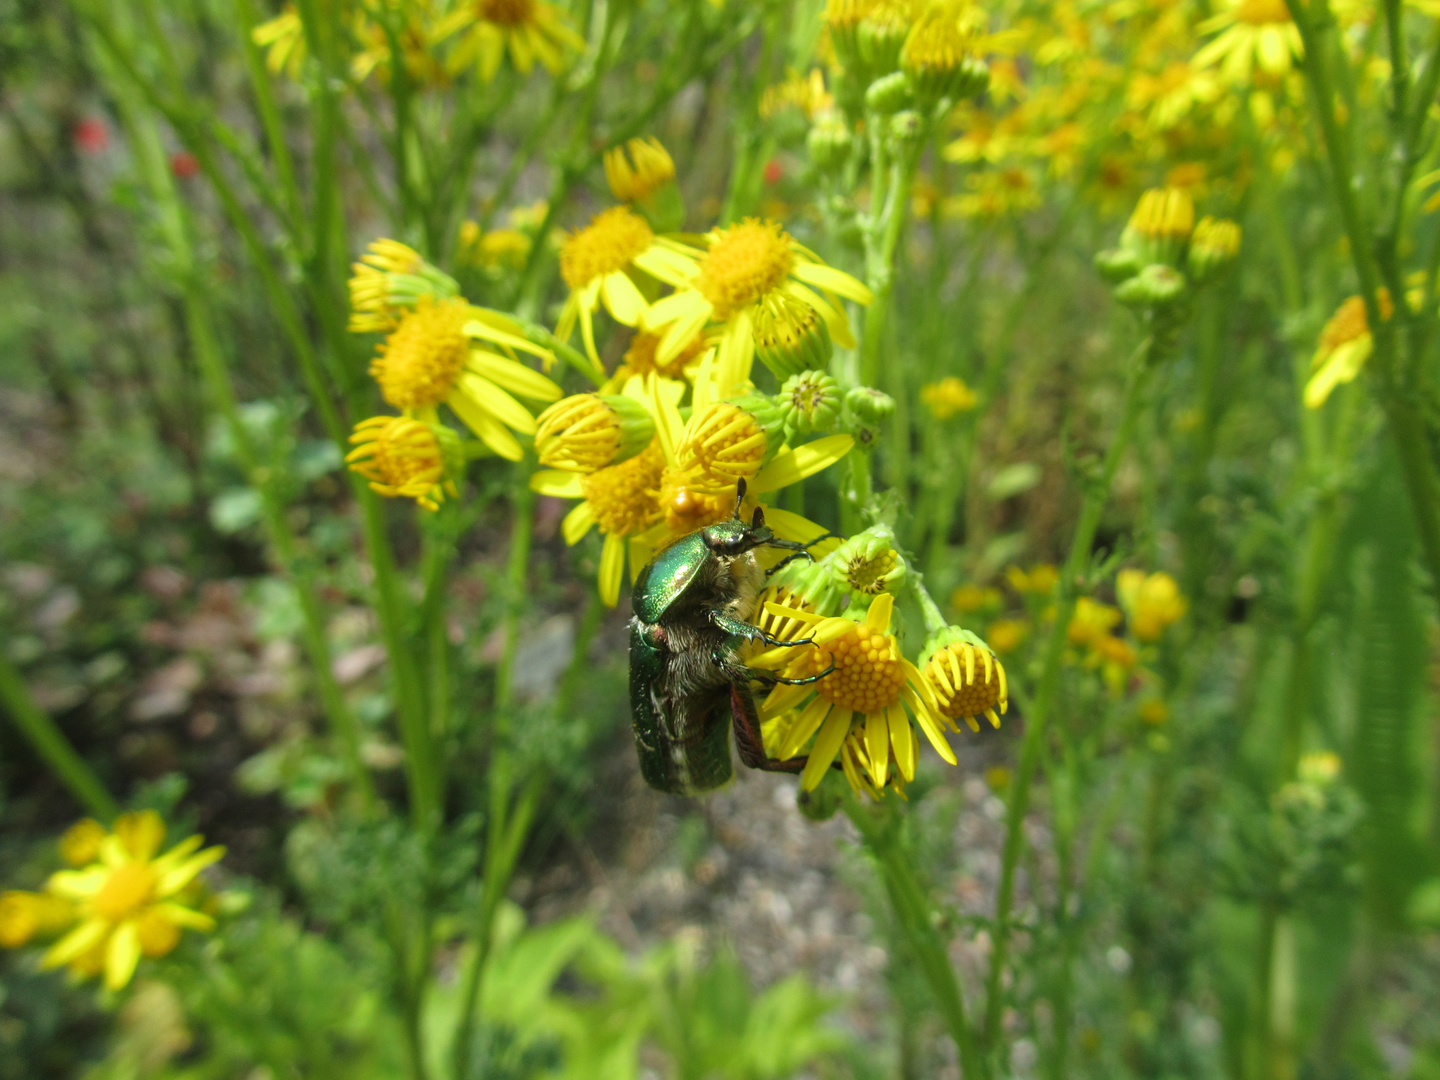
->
xmin=659 ymin=466 xmax=736 ymax=534
xmin=559 ymin=207 xmax=654 ymax=290
xmin=347 ymin=416 xmax=448 ymax=504
xmin=479 ymin=0 xmax=535 ymax=26
xmin=370 ymin=298 xmax=470 ymax=411
xmin=801 ymin=623 xmax=906 ymax=714
xmin=92 ymin=863 xmax=158 ymax=922
xmin=1235 ymin=0 xmax=1291 ymax=24
xmin=623 ymin=330 xmax=706 ymax=377
xmin=536 ymin=395 xmax=622 ymax=471
xmin=924 ymin=643 xmax=1004 ymax=721
xmin=902 ymin=7 xmax=970 ymax=71
xmin=696 ymin=220 xmax=795 ymax=318
xmin=678 ymin=402 xmax=769 ymax=492
xmin=581 ymin=441 xmax=665 ymax=536
xmin=841 ymin=548 xmax=899 ymax=594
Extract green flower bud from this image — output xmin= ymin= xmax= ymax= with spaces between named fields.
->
xmin=865 ymin=71 xmax=914 ymax=115
xmin=754 ymin=293 xmax=834 ymax=379
xmin=857 ymin=0 xmax=912 ymax=76
xmin=1094 ymin=247 xmax=1143 ymax=284
xmin=845 ymin=385 xmax=896 ymax=424
xmin=797 ymin=766 xmax=845 ymax=820
xmin=889 ymin=110 xmax=923 ymax=143
xmin=1114 ymin=263 xmax=1189 ymax=308
xmin=807 ymin=112 xmax=854 ymax=172
xmin=1118 ymin=187 xmax=1194 ymax=268
xmin=901 ymin=6 xmax=989 ymax=104
xmin=825 ymin=524 xmax=907 ymax=598
xmin=778 ymin=370 xmax=843 ymax=437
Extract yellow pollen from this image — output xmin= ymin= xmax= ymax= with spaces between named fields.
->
xmin=370 ymin=298 xmax=470 ymax=411
xmin=1234 ymin=0 xmax=1291 ymax=24
xmin=581 ymin=441 xmax=665 ymax=536
xmin=802 ymin=623 xmax=906 ymax=714
xmin=924 ymin=643 xmax=1005 ymax=723
xmin=678 ymin=402 xmax=769 ymax=492
xmin=697 ymin=220 xmax=796 ymax=318
xmin=536 ymin=395 xmax=622 ymax=471
xmin=92 ymin=863 xmax=158 ymax=922
xmin=479 ymin=0 xmax=535 ymax=26
xmin=347 ymin=416 xmax=452 ymax=509
xmin=559 ymin=207 xmax=654 ymax=290
xmin=623 ymin=330 xmax=706 ymax=378
xmin=659 ymin=466 xmax=738 ymax=534
xmin=843 ymin=549 xmax=899 ymax=594
xmin=1130 ymin=187 xmax=1194 ymax=240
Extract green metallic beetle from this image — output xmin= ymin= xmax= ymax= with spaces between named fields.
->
xmin=628 ymin=481 xmax=835 ymax=795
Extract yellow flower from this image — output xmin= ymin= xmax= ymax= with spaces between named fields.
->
xmin=759 ymin=69 xmax=835 ymax=119
xmin=1007 ymin=563 xmax=1058 ymax=595
xmin=608 ymin=329 xmax=711 ymax=389
xmin=641 ymin=219 xmax=872 ymax=391
xmin=1121 ymin=187 xmax=1195 ymax=266
xmin=750 ymin=593 xmax=955 ymax=798
xmin=433 ymin=0 xmax=586 ymax=82
xmin=534 ymin=391 xmax=657 ymax=472
xmin=457 ymin=221 xmax=531 ymax=269
xmin=987 ymin=618 xmax=1028 ymax=653
xmin=1304 ymin=291 xmax=1393 ymax=408
xmin=920 ymin=376 xmax=979 ymax=419
xmin=1116 ymin=569 xmax=1188 ymax=642
xmin=920 ymin=628 xmax=1008 ymax=732
xmin=368 ymin=297 xmax=561 ymax=460
xmin=348 ymin=238 xmax=461 ymax=334
xmin=1299 ymin=750 xmax=1342 ymax=785
xmin=1139 ymin=698 xmax=1169 ymax=725
xmin=604 ymin=138 xmax=676 ymax=203
xmin=950 ymin=583 xmax=1000 ymax=613
xmin=944 ymin=167 xmax=1042 ymax=220
xmin=346 ymin=415 xmax=463 ymax=510
xmin=251 ymin=4 xmax=306 ymax=78
xmin=1194 ymin=0 xmax=1303 ymax=83
xmin=0 ymin=891 xmax=74 ymax=948
xmin=60 ymin=819 xmax=107 ymax=867
xmin=1067 ymin=596 xmax=1121 ymax=646
xmin=44 ymin=811 xmax=224 ymax=991
xmin=557 ymin=207 xmax=669 ymax=367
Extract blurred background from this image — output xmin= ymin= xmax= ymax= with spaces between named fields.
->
xmin=2 ymin=0 xmax=1440 ymax=1076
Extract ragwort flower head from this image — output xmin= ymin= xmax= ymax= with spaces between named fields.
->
xmin=1304 ymin=291 xmax=1393 ymax=408
xmin=901 ymin=1 xmax=989 ymax=103
xmin=919 ymin=625 xmax=1008 ymax=731
xmin=349 ymin=239 xmax=461 ymax=334
xmin=435 ymin=0 xmax=586 ymax=82
xmin=1116 ymin=569 xmax=1188 ymax=641
xmin=642 ymin=219 xmax=872 ymax=391
xmin=43 ymin=811 xmax=224 ymax=991
xmin=778 ymin=370 xmax=843 ymax=437
xmin=920 ymin=375 xmax=978 ymax=419
xmin=535 ymin=393 xmax=657 ymax=473
xmin=346 ymin=415 xmax=464 ymax=511
xmin=558 ymin=207 xmax=664 ymax=367
xmin=1194 ymin=0 xmax=1303 ymax=84
xmin=752 ymin=593 xmax=956 ymax=798
xmin=826 ymin=525 xmax=907 ymax=598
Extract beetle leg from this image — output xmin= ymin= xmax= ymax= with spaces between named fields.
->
xmin=748 ymin=663 xmax=836 ymax=687
xmin=710 ymin=610 xmax=817 ymax=648
xmin=764 ymin=532 xmax=845 ymax=576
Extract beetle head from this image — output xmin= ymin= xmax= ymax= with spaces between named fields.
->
xmin=701 ymin=480 xmax=774 ymax=556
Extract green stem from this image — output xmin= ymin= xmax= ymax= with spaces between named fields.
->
xmin=981 ymin=334 xmax=1157 ymax=1052
xmin=844 ymin=795 xmax=983 ymax=1079
xmin=0 ymin=651 xmax=118 ymax=821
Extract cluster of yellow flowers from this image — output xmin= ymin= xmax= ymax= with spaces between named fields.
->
xmin=252 ymin=0 xmax=585 ymax=87
xmin=1 ymin=812 xmax=225 ymax=991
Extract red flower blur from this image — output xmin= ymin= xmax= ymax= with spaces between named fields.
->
xmin=763 ymin=158 xmax=783 ymax=184
xmin=73 ymin=118 xmax=108 ymax=154
xmin=170 ymin=152 xmax=200 ymax=179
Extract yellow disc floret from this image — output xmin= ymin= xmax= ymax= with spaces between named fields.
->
xmin=479 ymin=0 xmax=535 ymax=26
xmin=1235 ymin=0 xmax=1290 ymax=23
xmin=581 ymin=440 xmax=665 ymax=536
xmin=370 ymin=297 xmax=471 ymax=411
xmin=622 ymin=330 xmax=707 ymax=378
xmin=91 ymin=863 xmax=157 ymax=923
xmin=560 ymin=207 xmax=655 ymax=290
xmin=697 ymin=220 xmax=796 ymax=318
xmin=923 ymin=641 xmax=1007 ymax=730
xmin=840 ymin=547 xmax=901 ymax=595
xmin=679 ymin=401 xmax=771 ymax=491
xmin=803 ymin=622 xmax=907 ymax=714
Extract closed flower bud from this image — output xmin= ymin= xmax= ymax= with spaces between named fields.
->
xmin=346 ymin=415 xmax=465 ymax=511
xmin=901 ymin=3 xmax=988 ymax=103
xmin=1094 ymin=246 xmax=1144 ymax=284
xmin=348 ymin=239 xmax=461 ymax=334
xmin=889 ymin=109 xmax=923 ymax=142
xmin=865 ymin=71 xmax=914 ymax=114
xmin=604 ymin=138 xmax=685 ymax=232
xmin=845 ymin=385 xmax=896 ymax=424
xmin=919 ymin=625 xmax=1008 ymax=732
xmin=807 ymin=113 xmax=854 ymax=172
xmin=754 ymin=293 xmax=834 ymax=378
xmin=1114 ymin=263 xmax=1188 ymax=308
xmin=1187 ymin=216 xmax=1241 ymax=283
xmin=674 ymin=395 xmax=788 ymax=495
xmin=857 ymin=0 xmax=914 ymax=76
xmin=778 ymin=370 xmax=844 ymax=437
xmin=756 ymin=558 xmax=844 ymax=645
xmin=535 ymin=393 xmax=656 ymax=473
xmin=824 ymin=0 xmax=874 ymax=73
xmin=1119 ymin=187 xmax=1194 ymax=268
xmin=826 ymin=524 xmax=907 ymax=597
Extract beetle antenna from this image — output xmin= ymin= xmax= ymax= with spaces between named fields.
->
xmin=733 ymin=479 xmax=748 ymax=518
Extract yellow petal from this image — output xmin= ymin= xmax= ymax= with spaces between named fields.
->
xmin=887 ymin=701 xmax=915 ymax=781
xmin=105 ymin=921 xmax=142 ymax=991
xmin=46 ymin=868 xmax=107 ymax=900
xmin=904 ymin=688 xmax=958 ymax=764
xmin=801 ymin=708 xmax=852 ymax=790
xmin=762 ymin=681 xmax=813 ymax=716
xmin=781 ymin=695 xmax=834 ymax=759
xmin=750 ymin=435 xmax=855 ymax=494
xmin=647 ymin=372 xmax=686 ymax=467
xmin=156 ymin=845 xmax=225 ymax=898
xmin=562 ymin=501 xmax=597 ymax=545
xmin=633 ymin=247 xmax=699 ymax=287
xmin=865 ymin=592 xmax=894 ymax=633
xmin=760 ymin=506 xmax=832 ymax=547
xmin=448 ymin=393 xmax=524 ymax=461
xmin=532 ymin=470 xmax=586 ymax=498
xmin=468 ymin=351 xmax=562 ymax=402
xmin=599 ymin=533 xmax=626 ymax=607
xmin=864 ymin=710 xmax=890 ymax=788
xmin=43 ymin=917 xmax=109 ymax=968
xmin=154 ymin=902 xmax=215 ymax=932
xmin=791 ymin=260 xmax=874 ymax=304
xmin=642 ymin=289 xmax=707 ymax=333
xmin=717 ymin=309 xmax=755 ymax=394
xmin=463 ymin=312 xmax=555 ymax=363
xmin=601 ymin=271 xmax=648 ymax=326
xmin=455 ymin=373 xmax=537 ymax=435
